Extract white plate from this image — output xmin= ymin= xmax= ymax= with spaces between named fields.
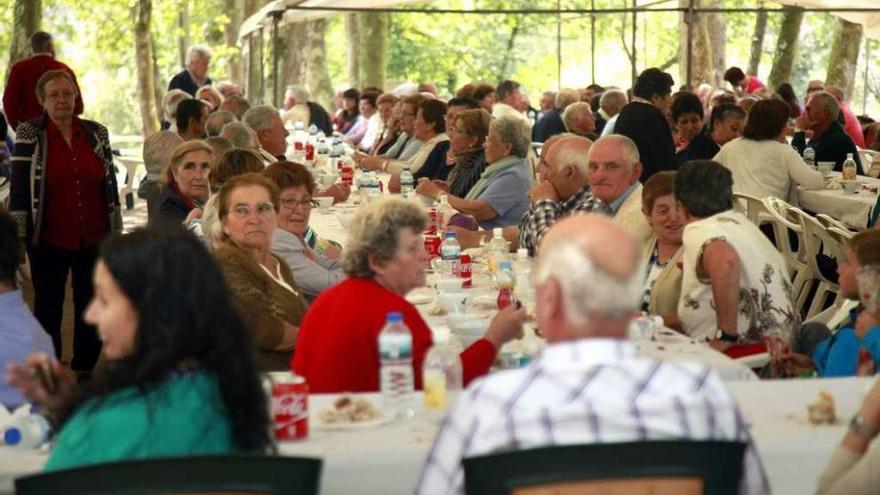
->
xmin=311 ymin=413 xmax=393 ymax=430
xmin=406 ymin=289 xmax=435 ymax=305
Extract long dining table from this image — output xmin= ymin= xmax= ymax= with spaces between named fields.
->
xmin=797 ymin=172 xmax=879 ymax=230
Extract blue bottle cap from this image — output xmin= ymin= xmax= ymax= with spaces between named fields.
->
xmin=387 ymin=312 xmax=403 ymax=323
xmin=3 ymin=427 xmax=22 ymax=446
xmin=445 ymin=232 xmax=456 ymax=239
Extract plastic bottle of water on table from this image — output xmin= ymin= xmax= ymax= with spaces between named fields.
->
xmin=2 ymin=414 xmax=50 ymax=449
xmin=437 ymin=194 xmax=453 ymax=227
xmin=803 ymin=145 xmax=816 ymax=169
xmin=400 ymin=167 xmax=415 ymax=198
xmin=379 ymin=312 xmax=414 ymax=419
xmin=423 ymin=333 xmax=462 ymax=421
xmin=842 ymin=153 xmax=858 ymax=180
xmin=440 ymin=231 xmax=462 ymax=278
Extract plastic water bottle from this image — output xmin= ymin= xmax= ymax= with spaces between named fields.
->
xmin=487 ymin=228 xmax=510 ymax=275
xmin=496 ymin=260 xmax=517 ymax=309
xmin=842 ymin=153 xmax=858 ymax=180
xmin=422 ymin=333 xmax=462 ymax=421
xmin=513 ymin=248 xmax=533 ymax=305
xmin=379 ymin=312 xmax=414 ymax=419
xmin=437 ymin=194 xmax=453 ymax=227
xmin=803 ymin=146 xmax=816 ymax=169
xmin=440 ymin=232 xmax=462 ymax=277
xmin=3 ymin=414 xmax=50 ymax=449
xmin=400 ymin=167 xmax=415 ymax=198
xmin=308 ymin=124 xmax=318 ymax=138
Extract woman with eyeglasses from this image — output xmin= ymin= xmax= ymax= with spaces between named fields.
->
xmin=264 ymin=161 xmax=344 ymax=303
xmin=213 ymin=173 xmax=308 ymax=371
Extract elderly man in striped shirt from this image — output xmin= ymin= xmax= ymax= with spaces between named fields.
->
xmin=417 ymin=213 xmax=769 ymax=495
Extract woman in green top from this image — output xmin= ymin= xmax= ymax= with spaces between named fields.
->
xmin=7 ymin=223 xmax=273 ymax=470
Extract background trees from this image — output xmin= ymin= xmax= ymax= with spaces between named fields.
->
xmin=3 ymin=0 xmax=878 ymax=136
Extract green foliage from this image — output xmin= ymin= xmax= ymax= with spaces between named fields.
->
xmin=1 ymin=0 xmax=877 ymax=133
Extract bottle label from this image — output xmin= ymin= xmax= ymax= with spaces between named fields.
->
xmin=379 ymin=333 xmax=412 ymax=360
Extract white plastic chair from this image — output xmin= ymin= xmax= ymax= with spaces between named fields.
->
xmin=115 ymin=156 xmax=145 ymax=210
xmin=732 ymin=192 xmax=769 ymax=227
xmin=762 ymin=197 xmax=807 ymax=282
xmin=791 ymin=208 xmax=845 ymax=320
xmin=816 ymin=213 xmax=851 ymax=233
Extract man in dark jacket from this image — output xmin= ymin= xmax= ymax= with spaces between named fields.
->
xmin=168 ymin=45 xmax=213 ymax=97
xmin=613 ymin=68 xmax=676 ymax=183
xmin=282 ymin=85 xmax=333 ymax=136
xmin=792 ymin=91 xmax=863 ymax=175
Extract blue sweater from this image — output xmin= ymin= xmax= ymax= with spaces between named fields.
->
xmin=812 ymin=308 xmax=880 ymax=377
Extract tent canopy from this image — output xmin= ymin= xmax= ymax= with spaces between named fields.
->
xmin=238 ymin=0 xmax=880 ymax=43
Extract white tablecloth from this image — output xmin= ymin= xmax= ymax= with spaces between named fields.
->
xmin=798 ymin=174 xmax=880 ymax=230
xmin=3 ymin=379 xmax=876 ymax=495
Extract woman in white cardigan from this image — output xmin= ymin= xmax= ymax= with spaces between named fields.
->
xmin=713 ymin=98 xmax=824 ymax=204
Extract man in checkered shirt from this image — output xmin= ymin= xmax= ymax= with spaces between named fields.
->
xmin=417 ymin=214 xmax=769 ymax=495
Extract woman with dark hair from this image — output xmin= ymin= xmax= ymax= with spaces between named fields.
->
xmin=472 ymin=83 xmax=496 ymax=113
xmin=614 ymin=67 xmax=676 ymax=182
xmin=775 ymin=83 xmax=802 ymax=118
xmin=675 ymin=161 xmax=795 ymax=353
xmin=713 ymin=98 xmax=823 ymax=203
xmin=676 ymin=103 xmax=746 ymax=165
xmin=6 ymin=223 xmax=272 ymax=470
xmin=334 ymin=88 xmax=360 ymax=135
xmin=415 ymin=108 xmax=490 ymax=199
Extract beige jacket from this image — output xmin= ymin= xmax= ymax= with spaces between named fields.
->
xmin=642 ymin=237 xmax=684 ymax=318
xmin=612 ymin=183 xmax=653 ymax=250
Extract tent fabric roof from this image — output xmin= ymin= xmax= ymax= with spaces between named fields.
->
xmin=239 ymin=0 xmax=880 ymax=43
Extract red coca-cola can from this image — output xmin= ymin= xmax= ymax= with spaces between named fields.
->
xmin=459 ymin=254 xmax=472 ymax=288
xmin=425 ymin=208 xmax=439 ymax=235
xmin=294 ymin=141 xmax=304 ymax=151
xmin=341 ymin=166 xmax=354 ymax=186
xmin=424 ymin=234 xmax=441 ymax=267
xmin=272 ymin=374 xmax=309 ymax=441
xmin=305 ymin=143 xmax=315 ymax=161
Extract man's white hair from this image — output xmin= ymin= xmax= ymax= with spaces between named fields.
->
xmin=562 ymin=102 xmax=592 ymax=133
xmin=242 ymin=105 xmax=280 ymax=133
xmin=220 ymin=121 xmax=258 ymax=149
xmin=554 ymin=88 xmax=581 ymax=110
xmin=186 ymin=44 xmax=212 ymax=64
xmin=812 ymin=91 xmax=841 ymax=121
xmin=552 ymin=137 xmax=591 ymax=176
xmin=588 ymin=134 xmax=640 ymax=172
xmin=599 ymin=90 xmax=628 ymax=115
xmin=286 ymin=84 xmax=311 ymax=103
xmin=535 ymin=237 xmax=642 ymax=326
xmin=162 ymin=89 xmax=190 ymax=119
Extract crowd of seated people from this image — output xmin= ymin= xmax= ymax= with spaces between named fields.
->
xmin=5 ymin=34 xmax=880 ymax=495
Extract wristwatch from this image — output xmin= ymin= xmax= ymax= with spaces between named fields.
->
xmin=849 ymin=414 xmax=879 ymax=439
xmin=714 ymin=329 xmax=738 ymax=343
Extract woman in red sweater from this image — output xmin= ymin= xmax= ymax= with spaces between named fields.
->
xmin=292 ymin=198 xmax=525 ymax=393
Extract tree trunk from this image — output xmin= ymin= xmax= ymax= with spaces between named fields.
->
xmin=177 ymin=0 xmax=190 ymax=69
xmin=345 ymin=14 xmax=360 ymax=88
xmin=283 ymin=22 xmax=309 ymax=89
xmin=357 ymin=12 xmax=389 ymax=89
xmin=224 ymin=0 xmax=244 ymax=86
xmin=679 ymin=0 xmax=712 ymax=87
xmin=747 ymin=9 xmax=768 ymax=77
xmin=498 ymin=17 xmax=522 ymax=82
xmin=825 ymin=18 xmax=863 ymax=101
xmin=706 ymin=0 xmax=726 ymax=87
xmin=7 ymin=0 xmax=41 ymax=77
xmin=247 ymin=30 xmax=264 ymax=104
xmin=307 ymin=19 xmax=335 ymax=112
xmin=135 ymin=0 xmax=160 ymax=137
xmin=767 ymin=6 xmax=804 ymax=90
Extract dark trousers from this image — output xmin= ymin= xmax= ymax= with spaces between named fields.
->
xmin=27 ymin=243 xmax=102 ymax=371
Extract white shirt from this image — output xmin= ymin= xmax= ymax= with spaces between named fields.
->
xmin=679 ymin=210 xmax=795 ymax=343
xmin=713 ymin=137 xmax=824 ymax=204
xmin=601 ymin=113 xmax=619 ymax=136
xmin=416 ymin=338 xmax=769 ymax=495
xmin=360 ymin=113 xmax=383 ymax=152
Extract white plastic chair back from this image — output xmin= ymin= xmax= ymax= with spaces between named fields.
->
xmin=792 ymin=208 xmax=843 ymax=319
xmin=762 ymin=197 xmax=806 ymax=277
xmin=732 ymin=192 xmax=769 ymax=227
xmin=816 ymin=214 xmax=850 ymax=232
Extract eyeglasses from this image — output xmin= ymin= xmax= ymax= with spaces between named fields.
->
xmin=230 ymin=203 xmax=275 ymax=219
xmin=280 ymin=198 xmax=318 ymax=210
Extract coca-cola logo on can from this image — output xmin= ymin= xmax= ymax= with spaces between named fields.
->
xmin=272 ymin=375 xmax=309 ymax=441
xmin=424 ymin=235 xmax=441 ymax=260
xmin=459 ymin=254 xmax=472 ymax=288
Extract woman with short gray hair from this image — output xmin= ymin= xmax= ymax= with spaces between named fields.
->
xmin=416 ymin=115 xmax=532 ymax=230
xmin=292 ymin=198 xmax=525 ymax=393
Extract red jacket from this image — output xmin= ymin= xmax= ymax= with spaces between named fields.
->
xmin=2 ymin=54 xmax=84 ymax=130
xmin=292 ymin=277 xmax=497 ymax=393
xmin=840 ymin=102 xmax=865 ymax=149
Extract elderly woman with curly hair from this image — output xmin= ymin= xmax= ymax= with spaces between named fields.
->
xmin=292 ymin=198 xmax=525 ymax=393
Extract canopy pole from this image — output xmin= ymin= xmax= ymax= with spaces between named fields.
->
xmin=863 ymin=38 xmax=871 ymax=115
xmin=590 ymin=0 xmax=596 ymax=84
xmin=686 ymin=0 xmax=695 ymax=88
xmin=557 ymin=0 xmax=562 ymax=90
xmin=631 ymin=0 xmax=638 ymax=88
xmin=259 ymin=27 xmax=265 ymax=104
xmin=271 ymin=13 xmax=281 ymax=107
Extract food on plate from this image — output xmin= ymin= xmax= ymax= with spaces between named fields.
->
xmin=807 ymin=391 xmax=836 ymax=425
xmin=318 ymin=395 xmax=382 ymax=424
